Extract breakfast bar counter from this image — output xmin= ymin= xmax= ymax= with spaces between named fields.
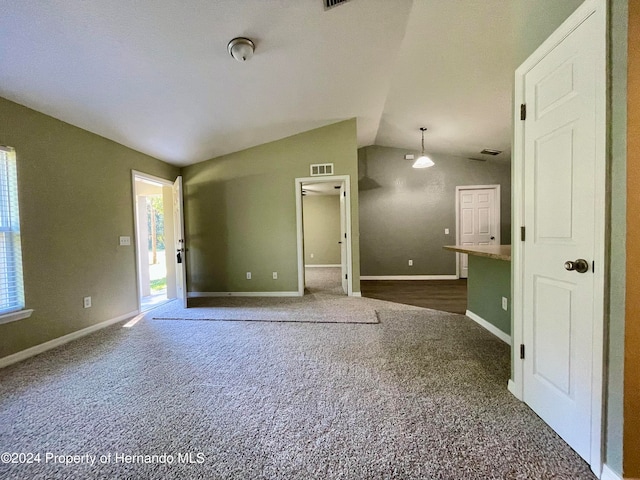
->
xmin=443 ymin=244 xmax=511 ymax=344
xmin=442 ymin=244 xmax=511 ymax=261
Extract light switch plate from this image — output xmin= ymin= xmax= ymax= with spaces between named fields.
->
xmin=119 ymin=236 xmax=131 ymax=246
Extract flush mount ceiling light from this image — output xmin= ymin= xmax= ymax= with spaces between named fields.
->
xmin=227 ymin=37 xmax=255 ymax=62
xmin=413 ymin=127 xmax=435 ymax=169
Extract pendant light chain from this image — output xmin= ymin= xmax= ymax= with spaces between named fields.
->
xmin=413 ymin=127 xmax=434 ymax=169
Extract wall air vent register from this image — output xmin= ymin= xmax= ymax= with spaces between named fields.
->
xmin=310 ymin=163 xmax=334 ymax=176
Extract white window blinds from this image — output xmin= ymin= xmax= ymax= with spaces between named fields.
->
xmin=0 ymin=146 xmax=25 ymax=315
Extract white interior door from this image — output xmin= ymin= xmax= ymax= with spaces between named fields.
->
xmin=456 ymin=186 xmax=499 ymax=278
xmin=173 ymin=176 xmax=187 ymax=308
xmin=339 ymin=183 xmax=347 ymax=294
xmin=520 ymin=6 xmax=602 ymax=463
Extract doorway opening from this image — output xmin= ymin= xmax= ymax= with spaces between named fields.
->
xmin=295 ymin=175 xmax=352 ymax=296
xmin=302 ymin=182 xmax=343 ymax=295
xmin=133 ymin=175 xmax=173 ymax=310
xmin=132 ymin=172 xmax=187 ymax=311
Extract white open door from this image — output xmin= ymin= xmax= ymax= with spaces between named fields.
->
xmin=456 ymin=185 xmax=500 ymax=278
xmin=173 ymin=176 xmax=187 ymax=308
xmin=339 ymin=182 xmax=348 ymax=294
xmin=513 ymin=0 xmax=605 ymax=471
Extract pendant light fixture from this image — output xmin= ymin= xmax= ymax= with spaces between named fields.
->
xmin=413 ymin=127 xmax=435 ymax=169
xmin=227 ymin=37 xmax=255 ymax=62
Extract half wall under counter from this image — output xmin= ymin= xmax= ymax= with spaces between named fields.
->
xmin=443 ymin=245 xmax=511 ymax=344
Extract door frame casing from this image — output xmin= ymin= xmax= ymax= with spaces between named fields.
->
xmin=510 ymin=0 xmax=607 ymax=474
xmin=131 ymin=170 xmax=178 ymax=311
xmin=454 ymin=184 xmax=501 ymax=278
xmin=295 ymin=175 xmax=353 ymax=296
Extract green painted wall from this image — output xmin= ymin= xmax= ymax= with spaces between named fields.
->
xmin=0 ymin=96 xmax=179 ymax=359
xmin=303 ymin=195 xmax=341 ymax=266
xmin=181 ymin=119 xmax=360 ymax=294
xmin=606 ymin=0 xmax=628 ymax=474
xmin=512 ymin=0 xmax=586 ymax=65
xmin=467 ymin=256 xmax=511 ymax=335
xmin=359 ymin=146 xmax=511 ymax=276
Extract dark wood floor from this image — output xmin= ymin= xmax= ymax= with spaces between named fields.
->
xmin=360 ymin=279 xmax=468 ymax=314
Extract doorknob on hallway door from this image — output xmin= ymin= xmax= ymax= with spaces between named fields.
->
xmin=490 ymin=236 xmax=495 ymax=240
xmin=564 ymin=259 xmax=589 ymax=273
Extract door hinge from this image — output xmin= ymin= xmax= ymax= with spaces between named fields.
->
xmin=520 ymin=103 xmax=527 ymax=121
xmin=520 ymin=226 xmax=526 ymax=241
xmin=345 ymin=274 xmax=348 ymax=280
xmin=344 ymin=233 xmax=347 ymax=239
xmin=520 ymin=344 xmax=525 ymax=359
xmin=343 ymin=191 xmax=346 ymax=197
xmin=592 ymin=261 xmax=595 ymax=273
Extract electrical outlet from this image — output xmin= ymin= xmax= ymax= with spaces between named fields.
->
xmin=246 ymin=272 xmax=251 ymax=280
xmin=272 ymin=272 xmax=278 ymax=279
xmin=83 ymin=296 xmax=92 ymax=308
xmin=445 ymin=228 xmax=450 ymax=235
xmin=119 ymin=236 xmax=131 ymax=246
xmin=408 ymin=259 xmax=413 ymax=266
xmin=502 ymin=297 xmax=508 ymax=311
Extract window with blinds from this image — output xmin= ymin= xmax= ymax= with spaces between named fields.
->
xmin=0 ymin=146 xmax=25 ymax=315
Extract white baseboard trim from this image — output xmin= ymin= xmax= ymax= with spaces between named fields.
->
xmin=507 ymin=378 xmax=524 ymax=402
xmin=601 ymin=464 xmax=622 ymax=480
xmin=465 ymin=310 xmax=511 ymax=345
xmin=305 ymin=264 xmax=341 ymax=268
xmin=0 ymin=310 xmax=138 ymax=369
xmin=507 ymin=379 xmax=521 ymax=400
xmin=351 ymin=292 xmax=362 ymax=297
xmin=360 ymin=275 xmax=458 ymax=281
xmin=188 ymin=291 xmax=300 ymax=298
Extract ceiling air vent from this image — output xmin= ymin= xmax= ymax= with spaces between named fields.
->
xmin=324 ymin=0 xmax=350 ymax=11
xmin=310 ymin=163 xmax=334 ymax=176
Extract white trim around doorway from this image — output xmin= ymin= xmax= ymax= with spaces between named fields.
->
xmin=295 ymin=175 xmax=353 ymax=296
xmin=131 ymin=170 xmax=177 ymax=312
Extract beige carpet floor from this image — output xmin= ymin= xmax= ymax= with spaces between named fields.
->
xmin=0 ymin=268 xmax=596 ymax=479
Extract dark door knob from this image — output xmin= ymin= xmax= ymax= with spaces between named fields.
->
xmin=564 ymin=259 xmax=589 ymax=273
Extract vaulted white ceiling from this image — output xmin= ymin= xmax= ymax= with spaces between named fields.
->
xmin=0 ymin=0 xmax=521 ymax=166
